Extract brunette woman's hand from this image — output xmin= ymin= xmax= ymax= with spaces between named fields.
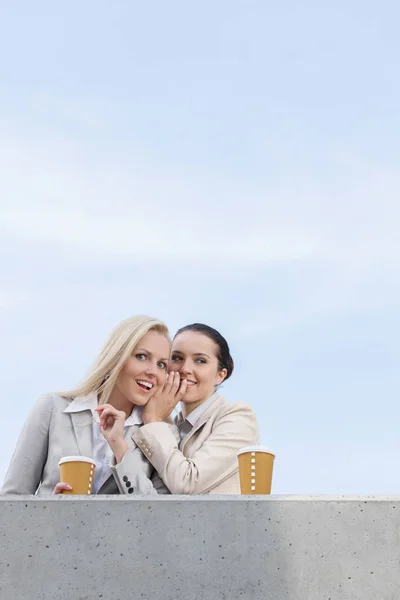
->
xmin=95 ymin=404 xmax=128 ymax=463
xmin=142 ymin=372 xmax=187 ymax=424
xmin=53 ymin=482 xmax=72 ymax=494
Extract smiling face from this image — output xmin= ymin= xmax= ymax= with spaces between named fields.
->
xmin=169 ymin=331 xmax=227 ymax=412
xmin=114 ymin=330 xmax=170 ymax=407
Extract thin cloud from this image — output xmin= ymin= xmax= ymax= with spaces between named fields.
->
xmin=2 ymin=128 xmax=400 ymax=267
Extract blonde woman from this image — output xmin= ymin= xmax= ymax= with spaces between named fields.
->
xmin=1 ymin=315 xmax=182 ymax=496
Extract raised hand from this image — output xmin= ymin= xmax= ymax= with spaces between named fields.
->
xmin=95 ymin=404 xmax=125 ymax=442
xmin=95 ymin=404 xmax=128 ymax=463
xmin=142 ymin=371 xmax=187 ymax=424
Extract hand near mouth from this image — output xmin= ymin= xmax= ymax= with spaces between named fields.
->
xmin=142 ymin=372 xmax=187 ymax=424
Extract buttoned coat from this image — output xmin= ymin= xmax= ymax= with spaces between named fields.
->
xmin=132 ymin=394 xmax=259 ymax=494
xmin=0 ymin=393 xmax=170 ymax=495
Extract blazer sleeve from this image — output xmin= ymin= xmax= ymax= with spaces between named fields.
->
xmin=110 ymin=447 xmax=158 ymax=495
xmin=132 ymin=403 xmax=259 ymax=495
xmin=110 ymin=450 xmax=171 ymax=495
xmin=0 ymin=394 xmax=54 ymax=495
xmin=110 ymin=423 xmax=179 ymax=495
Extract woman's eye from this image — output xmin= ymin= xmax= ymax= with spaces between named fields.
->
xmin=195 ymin=358 xmax=206 ymax=364
xmin=157 ymin=361 xmax=167 ymax=369
xmin=170 ymin=355 xmax=182 ymax=362
xmin=135 ymin=353 xmax=146 ymax=360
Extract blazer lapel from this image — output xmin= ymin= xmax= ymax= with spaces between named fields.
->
xmin=69 ymin=411 xmax=94 ymax=458
xmin=180 ymin=395 xmax=224 ymax=454
xmin=180 ymin=413 xmax=214 ymax=454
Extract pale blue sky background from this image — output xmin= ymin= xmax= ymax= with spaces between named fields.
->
xmin=1 ymin=1 xmax=399 ymax=493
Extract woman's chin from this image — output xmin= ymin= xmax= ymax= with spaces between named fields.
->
xmin=180 ymin=395 xmax=194 ymax=404
xmin=181 ymin=394 xmax=201 ymax=405
xmin=130 ymin=394 xmax=151 ymax=406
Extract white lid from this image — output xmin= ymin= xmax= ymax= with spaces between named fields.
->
xmin=237 ymin=445 xmax=275 ymax=456
xmin=58 ymin=456 xmax=96 ymax=466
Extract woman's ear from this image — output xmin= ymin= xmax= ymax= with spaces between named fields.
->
xmin=215 ymin=368 xmax=227 ymax=386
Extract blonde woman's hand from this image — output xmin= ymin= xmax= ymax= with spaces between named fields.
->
xmin=95 ymin=404 xmax=128 ymax=463
xmin=53 ymin=482 xmax=72 ymax=494
xmin=142 ymin=372 xmax=187 ymax=424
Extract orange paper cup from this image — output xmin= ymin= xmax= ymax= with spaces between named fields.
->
xmin=58 ymin=456 xmax=96 ymax=495
xmin=237 ymin=446 xmax=275 ymax=494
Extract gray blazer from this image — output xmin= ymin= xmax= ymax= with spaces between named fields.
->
xmin=0 ymin=393 xmax=171 ymax=496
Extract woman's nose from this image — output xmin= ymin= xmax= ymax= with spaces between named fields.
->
xmin=144 ymin=361 xmax=158 ymax=376
xmin=179 ymin=360 xmax=193 ymax=374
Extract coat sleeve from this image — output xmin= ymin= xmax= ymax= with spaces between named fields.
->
xmin=132 ymin=403 xmax=259 ymax=495
xmin=0 ymin=395 xmax=54 ymax=495
xmin=110 ymin=446 xmax=158 ymax=495
xmin=110 ymin=424 xmax=178 ymax=495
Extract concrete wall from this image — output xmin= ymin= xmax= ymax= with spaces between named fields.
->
xmin=0 ymin=496 xmax=399 ymax=600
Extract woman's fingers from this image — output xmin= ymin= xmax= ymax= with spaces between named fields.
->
xmin=96 ymin=406 xmax=125 ymax=429
xmin=142 ymin=371 xmax=187 ymax=424
xmin=100 ymin=407 xmax=116 ymax=418
xmin=171 ymin=371 xmax=181 ymax=391
xmin=53 ymin=482 xmax=72 ymax=494
xmin=162 ymin=373 xmax=170 ymax=391
xmin=103 ymin=416 xmax=113 ymax=430
xmin=101 ymin=411 xmax=116 ymax=430
xmin=176 ymin=378 xmax=188 ymax=402
xmin=98 ymin=410 xmax=114 ymax=431
xmin=96 ymin=404 xmax=116 ymax=416
xmin=167 ymin=378 xmax=186 ymax=408
xmin=163 ymin=375 xmax=185 ymax=411
xmin=164 ymin=371 xmax=181 ymax=396
xmin=96 ymin=405 xmax=125 ymax=419
xmin=96 ymin=405 xmax=110 ymax=427
xmin=165 ymin=371 xmax=177 ymax=394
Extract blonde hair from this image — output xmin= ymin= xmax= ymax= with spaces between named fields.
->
xmin=59 ymin=315 xmax=170 ymax=404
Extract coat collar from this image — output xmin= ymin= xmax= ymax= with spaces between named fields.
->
xmin=63 ymin=392 xmax=143 ymax=425
xmin=185 ymin=392 xmax=218 ymax=427
xmin=63 ymin=392 xmax=98 ymax=416
xmin=178 ymin=394 xmax=225 ymax=453
xmin=63 ymin=395 xmax=95 ymax=458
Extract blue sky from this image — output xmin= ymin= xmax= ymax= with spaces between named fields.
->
xmin=1 ymin=1 xmax=400 ymax=494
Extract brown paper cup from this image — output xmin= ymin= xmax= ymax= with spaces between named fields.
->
xmin=58 ymin=456 xmax=96 ymax=495
xmin=237 ymin=446 xmax=275 ymax=494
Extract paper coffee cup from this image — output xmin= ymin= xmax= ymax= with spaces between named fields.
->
xmin=237 ymin=446 xmax=275 ymax=494
xmin=58 ymin=456 xmax=96 ymax=495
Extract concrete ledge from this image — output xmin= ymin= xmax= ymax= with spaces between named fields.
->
xmin=1 ymin=496 xmax=399 ymax=599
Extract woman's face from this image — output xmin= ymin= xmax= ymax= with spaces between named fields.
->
xmin=169 ymin=331 xmax=227 ymax=408
xmin=115 ymin=330 xmax=170 ymax=407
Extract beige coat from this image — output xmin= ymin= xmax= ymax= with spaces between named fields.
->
xmin=133 ymin=394 xmax=259 ymax=494
xmin=0 ymin=393 xmax=169 ymax=496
